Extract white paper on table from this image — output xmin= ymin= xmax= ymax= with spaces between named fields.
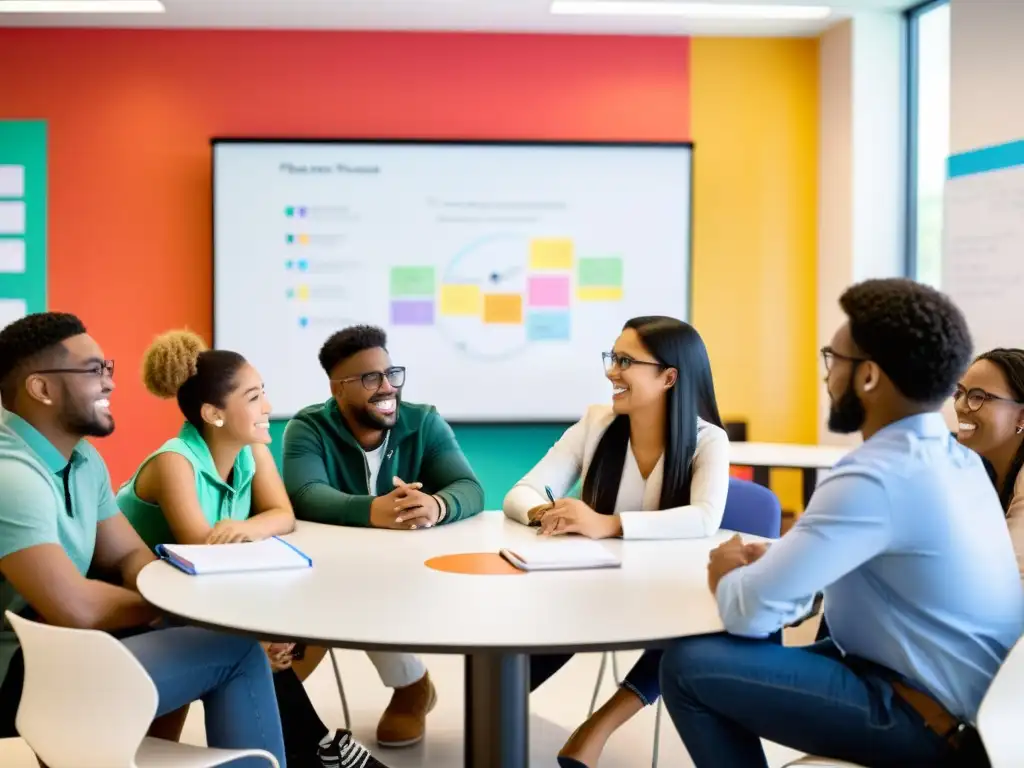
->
xmin=0 ymin=299 xmax=27 ymax=329
xmin=0 ymin=240 xmax=25 ymax=273
xmin=0 ymin=166 xmax=24 ymax=198
xmin=499 ymin=539 xmax=622 ymax=571
xmin=0 ymin=202 xmax=25 ymax=235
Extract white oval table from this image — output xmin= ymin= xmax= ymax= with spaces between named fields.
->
xmin=137 ymin=512 xmax=733 ymax=768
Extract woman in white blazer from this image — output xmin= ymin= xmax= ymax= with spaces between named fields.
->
xmin=955 ymin=348 xmax=1024 ymax=581
xmin=503 ymin=316 xmax=730 ymax=768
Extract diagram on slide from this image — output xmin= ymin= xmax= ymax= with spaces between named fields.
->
xmin=387 ymin=234 xmax=624 ymax=360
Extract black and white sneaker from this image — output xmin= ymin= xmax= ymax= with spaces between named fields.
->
xmin=317 ymin=729 xmax=393 ymax=768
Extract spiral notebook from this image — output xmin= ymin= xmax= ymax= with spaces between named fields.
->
xmin=499 ymin=540 xmax=621 ymax=572
xmin=156 ymin=537 xmax=313 ymax=575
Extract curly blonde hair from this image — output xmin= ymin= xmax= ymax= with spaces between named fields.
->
xmin=142 ymin=330 xmax=209 ymax=399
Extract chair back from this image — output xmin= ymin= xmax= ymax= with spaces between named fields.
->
xmin=978 ymin=635 xmax=1024 ymax=766
xmin=6 ymin=611 xmax=158 ymax=768
xmin=721 ymin=477 xmax=782 ymax=538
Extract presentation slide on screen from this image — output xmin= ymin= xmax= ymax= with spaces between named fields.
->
xmin=214 ymin=141 xmax=692 ymax=421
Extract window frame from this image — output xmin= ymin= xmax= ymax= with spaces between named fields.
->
xmin=903 ymin=0 xmax=951 ymax=279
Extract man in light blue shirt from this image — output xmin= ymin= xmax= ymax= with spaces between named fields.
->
xmin=660 ymin=279 xmax=1023 ymax=767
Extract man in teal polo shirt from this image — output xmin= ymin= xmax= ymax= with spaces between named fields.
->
xmin=283 ymin=324 xmax=485 ymax=749
xmin=0 ymin=312 xmax=285 ymax=765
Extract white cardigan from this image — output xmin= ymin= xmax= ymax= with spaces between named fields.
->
xmin=503 ymin=405 xmax=730 ymax=540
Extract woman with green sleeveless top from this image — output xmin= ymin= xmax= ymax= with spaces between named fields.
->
xmin=118 ymin=330 xmax=393 ymax=768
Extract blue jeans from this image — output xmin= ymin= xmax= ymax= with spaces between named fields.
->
xmin=531 ymin=649 xmax=663 ymax=705
xmin=122 ymin=626 xmax=285 ymax=767
xmin=531 ymin=631 xmax=783 ymax=708
xmin=660 ymin=635 xmax=982 ymax=768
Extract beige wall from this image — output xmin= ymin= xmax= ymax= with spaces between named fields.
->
xmin=816 ymin=12 xmax=904 ymax=446
xmin=950 ymin=0 xmax=1024 ymax=154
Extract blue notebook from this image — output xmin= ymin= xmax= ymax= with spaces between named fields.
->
xmin=156 ymin=536 xmax=313 ymax=575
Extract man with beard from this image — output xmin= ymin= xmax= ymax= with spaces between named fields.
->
xmin=658 ymin=279 xmax=1023 ymax=767
xmin=0 ymin=313 xmax=286 ymax=765
xmin=283 ymin=324 xmax=483 ymax=750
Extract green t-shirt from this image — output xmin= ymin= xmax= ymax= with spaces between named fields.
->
xmin=117 ymin=422 xmax=256 ymax=550
xmin=0 ymin=410 xmax=121 ymax=684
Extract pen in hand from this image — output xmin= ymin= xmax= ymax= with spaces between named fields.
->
xmin=529 ymin=486 xmax=558 ymax=528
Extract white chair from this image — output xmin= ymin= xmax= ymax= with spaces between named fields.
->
xmin=974 ymin=634 xmax=1024 ymax=767
xmin=6 ymin=611 xmax=279 ymax=768
xmin=327 ymin=648 xmax=352 ymax=728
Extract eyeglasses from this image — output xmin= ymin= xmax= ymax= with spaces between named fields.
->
xmin=953 ymin=385 xmax=1023 ymax=413
xmin=602 ymin=351 xmax=663 ymax=374
xmin=33 ymin=360 xmax=115 ymax=379
xmin=332 ymin=366 xmax=406 ymax=391
xmin=821 ymin=347 xmax=868 ymax=373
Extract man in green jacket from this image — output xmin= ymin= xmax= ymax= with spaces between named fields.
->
xmin=282 ymin=324 xmax=484 ymax=749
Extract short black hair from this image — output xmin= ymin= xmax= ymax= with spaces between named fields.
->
xmin=839 ymin=278 xmax=972 ymax=404
xmin=318 ymin=325 xmax=387 ymax=375
xmin=0 ymin=312 xmax=88 ymax=404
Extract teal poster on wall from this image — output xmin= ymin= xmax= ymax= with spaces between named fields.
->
xmin=0 ymin=120 xmax=47 ymax=327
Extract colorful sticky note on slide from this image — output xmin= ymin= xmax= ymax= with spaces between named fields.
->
xmin=440 ymin=284 xmax=481 ymax=316
xmin=577 ymin=286 xmax=624 ymax=302
xmin=390 ymin=266 xmax=436 ymax=298
xmin=577 ymin=257 xmax=623 ymax=287
xmin=391 ymin=300 xmax=435 ymax=326
xmin=527 ymin=311 xmax=571 ymax=341
xmin=483 ymin=293 xmax=523 ymax=324
xmin=527 ymin=275 xmax=570 ymax=308
xmin=529 ymin=238 xmax=573 ymax=270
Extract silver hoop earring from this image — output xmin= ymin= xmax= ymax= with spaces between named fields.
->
xmin=1017 ymin=426 xmax=1023 ymax=435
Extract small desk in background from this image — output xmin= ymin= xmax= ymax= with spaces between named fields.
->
xmin=730 ymin=442 xmax=851 ymax=507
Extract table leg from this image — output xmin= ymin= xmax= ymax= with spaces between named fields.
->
xmin=464 ymin=652 xmax=529 ymax=768
xmin=751 ymin=466 xmax=771 ymax=489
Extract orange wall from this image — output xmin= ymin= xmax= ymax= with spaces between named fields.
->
xmin=0 ymin=29 xmax=692 ymax=484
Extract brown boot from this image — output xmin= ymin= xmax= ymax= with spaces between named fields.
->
xmin=376 ymin=671 xmax=437 ymax=748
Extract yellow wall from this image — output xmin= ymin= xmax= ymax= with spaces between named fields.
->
xmin=690 ymin=37 xmax=820 ymax=510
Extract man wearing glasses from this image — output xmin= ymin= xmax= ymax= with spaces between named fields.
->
xmin=282 ymin=323 xmax=483 ymax=749
xmin=0 ymin=313 xmax=286 ymax=761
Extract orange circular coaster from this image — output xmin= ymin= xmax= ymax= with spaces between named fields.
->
xmin=424 ymin=552 xmax=525 ymax=576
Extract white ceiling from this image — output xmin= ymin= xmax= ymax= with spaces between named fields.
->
xmin=0 ymin=0 xmax=919 ymax=37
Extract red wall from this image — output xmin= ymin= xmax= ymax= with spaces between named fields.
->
xmin=0 ymin=29 xmax=691 ymax=483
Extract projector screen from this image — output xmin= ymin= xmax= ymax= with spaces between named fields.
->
xmin=213 ymin=139 xmax=693 ymax=421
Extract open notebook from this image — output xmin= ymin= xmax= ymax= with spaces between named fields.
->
xmin=499 ymin=540 xmax=622 ymax=572
xmin=156 ymin=537 xmax=313 ymax=575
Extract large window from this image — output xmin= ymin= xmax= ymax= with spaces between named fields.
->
xmin=906 ymin=0 xmax=951 ymax=286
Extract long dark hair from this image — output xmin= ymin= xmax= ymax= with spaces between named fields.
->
xmin=976 ymin=348 xmax=1024 ymax=512
xmin=582 ymin=317 xmax=723 ymax=514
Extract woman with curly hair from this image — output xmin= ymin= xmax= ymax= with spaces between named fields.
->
xmin=118 ymin=330 xmax=393 ymax=768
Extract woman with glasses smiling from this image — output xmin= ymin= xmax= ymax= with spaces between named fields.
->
xmin=954 ymin=348 xmax=1024 ymax=581
xmin=503 ymin=315 xmax=729 ymax=768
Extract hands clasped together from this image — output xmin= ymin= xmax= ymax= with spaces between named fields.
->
xmin=370 ymin=476 xmax=442 ymax=530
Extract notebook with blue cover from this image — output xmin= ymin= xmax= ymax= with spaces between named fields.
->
xmin=156 ymin=536 xmax=313 ymax=575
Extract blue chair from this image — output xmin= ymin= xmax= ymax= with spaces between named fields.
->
xmin=594 ymin=477 xmax=784 ymax=768
xmin=721 ymin=476 xmax=782 ymax=538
